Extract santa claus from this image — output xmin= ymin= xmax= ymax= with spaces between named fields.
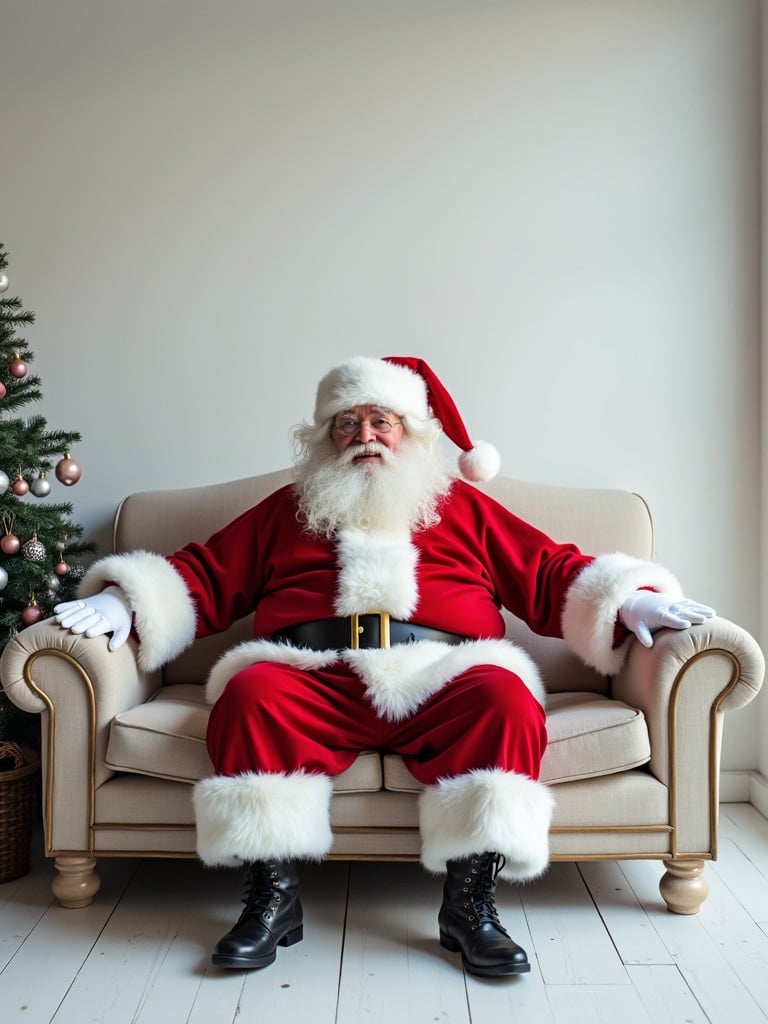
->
xmin=54 ymin=355 xmax=713 ymax=978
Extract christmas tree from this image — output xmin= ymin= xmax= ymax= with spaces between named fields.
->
xmin=0 ymin=243 xmax=95 ymax=747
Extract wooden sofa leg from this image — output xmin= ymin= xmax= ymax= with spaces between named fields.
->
xmin=659 ymin=858 xmax=708 ymax=914
xmin=52 ymin=856 xmax=101 ymax=908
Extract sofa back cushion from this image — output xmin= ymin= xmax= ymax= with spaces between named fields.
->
xmin=112 ymin=470 xmax=654 ymax=692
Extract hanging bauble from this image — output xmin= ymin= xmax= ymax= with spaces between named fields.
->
xmin=22 ymin=533 xmax=46 ymax=561
xmin=11 ymin=474 xmax=29 ymax=496
xmin=47 ymin=575 xmax=60 ymax=591
xmin=54 ymin=555 xmax=69 ymax=577
xmin=0 ymin=566 xmax=8 ymax=590
xmin=0 ymin=534 xmax=20 ymax=555
xmin=0 ymin=469 xmax=9 ymax=495
xmin=21 ymin=597 xmax=43 ymax=626
xmin=9 ymin=355 xmax=28 ymax=379
xmin=30 ymin=473 xmax=52 ymax=498
xmin=55 ymin=535 xmax=69 ymax=551
xmin=0 ymin=271 xmax=9 ymax=293
xmin=1 ymin=514 xmax=20 ymax=555
xmin=0 ymin=381 xmax=6 ymax=400
xmin=68 ymin=563 xmax=86 ymax=581
xmin=55 ymin=453 xmax=82 ymax=486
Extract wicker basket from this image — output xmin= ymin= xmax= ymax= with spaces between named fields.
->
xmin=0 ymin=741 xmax=41 ymax=883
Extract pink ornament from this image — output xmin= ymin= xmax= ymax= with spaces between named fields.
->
xmin=9 ymin=356 xmax=28 ymax=379
xmin=21 ymin=600 xmax=43 ymax=626
xmin=54 ymin=558 xmax=69 ymax=577
xmin=11 ymin=475 xmax=29 ymax=496
xmin=0 ymin=381 xmax=6 ymax=400
xmin=0 ymin=533 xmax=20 ymax=555
xmin=55 ymin=454 xmax=82 ymax=486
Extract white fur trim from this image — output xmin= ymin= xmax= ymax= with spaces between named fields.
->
xmin=334 ymin=529 xmax=419 ymax=619
xmin=78 ymin=551 xmax=197 ymax=673
xmin=420 ymin=769 xmax=555 ymax=881
xmin=561 ymin=552 xmax=684 ymax=676
xmin=458 ymin=441 xmax=500 ymax=482
xmin=344 ymin=638 xmax=545 ymax=722
xmin=205 ymin=639 xmax=340 ymax=704
xmin=314 ymin=356 xmax=428 ymax=422
xmin=193 ymin=770 xmax=333 ymax=866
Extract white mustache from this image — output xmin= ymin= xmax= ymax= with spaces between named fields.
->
xmin=339 ymin=441 xmax=391 ymax=465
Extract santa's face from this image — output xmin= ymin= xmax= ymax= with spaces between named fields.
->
xmin=331 ymin=405 xmax=404 ymax=465
xmin=294 ymin=404 xmax=451 ymax=537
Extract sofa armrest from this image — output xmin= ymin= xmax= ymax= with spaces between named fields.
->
xmin=0 ymin=618 xmax=161 ymax=852
xmin=612 ymin=616 xmax=764 ymax=855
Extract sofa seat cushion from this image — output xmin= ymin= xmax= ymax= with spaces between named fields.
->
xmin=106 ymin=685 xmax=650 ymax=793
xmin=105 ymin=684 xmax=383 ymax=792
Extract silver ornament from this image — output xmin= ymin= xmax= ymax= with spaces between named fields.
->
xmin=0 ymin=470 xmax=9 ymax=495
xmin=0 ymin=566 xmax=8 ymax=590
xmin=22 ymin=536 xmax=46 ymax=561
xmin=30 ymin=474 xmax=52 ymax=497
xmin=0 ymin=272 xmax=9 ymax=294
xmin=47 ymin=575 xmax=60 ymax=591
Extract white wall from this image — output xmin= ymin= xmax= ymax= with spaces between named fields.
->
xmin=0 ymin=0 xmax=762 ymax=770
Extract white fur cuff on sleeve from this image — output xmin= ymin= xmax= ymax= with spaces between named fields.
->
xmin=78 ymin=550 xmax=197 ymax=672
xmin=560 ymin=552 xmax=683 ymax=677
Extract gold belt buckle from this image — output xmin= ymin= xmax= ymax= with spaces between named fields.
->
xmin=350 ymin=611 xmax=391 ymax=650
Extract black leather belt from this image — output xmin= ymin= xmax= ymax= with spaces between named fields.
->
xmin=272 ymin=613 xmax=468 ymax=651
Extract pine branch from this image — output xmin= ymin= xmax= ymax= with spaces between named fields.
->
xmin=0 ymin=242 xmax=96 ymax=746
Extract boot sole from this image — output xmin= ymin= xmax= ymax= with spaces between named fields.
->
xmin=212 ymin=924 xmax=303 ymax=970
xmin=440 ymin=932 xmax=531 ymax=976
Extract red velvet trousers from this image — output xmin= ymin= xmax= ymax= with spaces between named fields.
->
xmin=206 ymin=661 xmax=547 ymax=786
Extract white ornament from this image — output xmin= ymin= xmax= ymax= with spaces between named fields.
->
xmin=0 ymin=566 xmax=8 ymax=590
xmin=0 ymin=470 xmax=9 ymax=495
xmin=0 ymin=272 xmax=9 ymax=294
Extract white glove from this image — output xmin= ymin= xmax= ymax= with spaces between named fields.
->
xmin=54 ymin=585 xmax=133 ymax=651
xmin=619 ymin=591 xmax=716 ymax=648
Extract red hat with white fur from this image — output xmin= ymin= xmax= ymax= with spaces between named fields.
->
xmin=314 ymin=355 xmax=501 ymax=482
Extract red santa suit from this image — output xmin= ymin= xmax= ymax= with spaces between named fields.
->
xmin=78 ymin=478 xmax=683 ymax=882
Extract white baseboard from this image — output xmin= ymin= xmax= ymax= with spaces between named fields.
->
xmin=719 ymin=769 xmax=768 ymax=818
xmin=720 ymin=769 xmax=757 ymax=803
xmin=748 ymin=771 xmax=768 ymax=818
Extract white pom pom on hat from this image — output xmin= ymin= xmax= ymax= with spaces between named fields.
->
xmin=314 ymin=354 xmax=500 ymax=482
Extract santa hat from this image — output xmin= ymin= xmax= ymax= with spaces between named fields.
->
xmin=314 ymin=355 xmax=500 ymax=482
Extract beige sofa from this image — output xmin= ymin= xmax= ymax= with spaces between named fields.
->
xmin=1 ymin=469 xmax=764 ymax=913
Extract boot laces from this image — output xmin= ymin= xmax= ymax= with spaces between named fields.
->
xmin=239 ymin=861 xmax=282 ymax=922
xmin=463 ymin=853 xmax=507 ymax=929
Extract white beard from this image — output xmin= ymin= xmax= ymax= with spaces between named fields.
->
xmin=294 ymin=436 xmax=454 ymax=537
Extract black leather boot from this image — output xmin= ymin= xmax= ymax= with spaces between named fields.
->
xmin=211 ymin=860 xmax=303 ymax=969
xmin=438 ymin=853 xmax=530 ymax=977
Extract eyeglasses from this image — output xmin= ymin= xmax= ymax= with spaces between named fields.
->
xmin=332 ymin=414 xmax=402 ymax=437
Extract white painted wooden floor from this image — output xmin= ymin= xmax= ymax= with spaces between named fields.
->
xmin=2 ymin=803 xmax=768 ymax=1024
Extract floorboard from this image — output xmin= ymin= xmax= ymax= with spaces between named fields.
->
xmin=3 ymin=807 xmax=768 ymax=1024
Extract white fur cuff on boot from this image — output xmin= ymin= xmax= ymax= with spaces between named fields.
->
xmin=419 ymin=768 xmax=555 ymax=882
xmin=193 ymin=770 xmax=334 ymax=867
